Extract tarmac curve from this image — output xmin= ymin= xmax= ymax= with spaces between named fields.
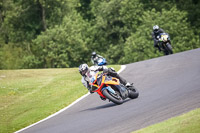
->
xmin=18 ymin=48 xmax=200 ymax=133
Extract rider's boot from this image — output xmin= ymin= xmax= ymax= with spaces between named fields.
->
xmin=125 ymin=83 xmax=136 ymax=90
xmin=125 ymin=82 xmax=133 ymax=87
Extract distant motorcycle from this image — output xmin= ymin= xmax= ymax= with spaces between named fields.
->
xmin=90 ymin=72 xmax=139 ymax=105
xmin=97 ymin=58 xmax=107 ymax=66
xmin=157 ymin=33 xmax=173 ymax=55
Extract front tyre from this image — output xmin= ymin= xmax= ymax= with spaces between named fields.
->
xmin=102 ymin=89 xmax=123 ymax=105
xmin=166 ymin=43 xmax=173 ymax=54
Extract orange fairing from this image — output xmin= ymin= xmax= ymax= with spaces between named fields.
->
xmin=101 ymin=75 xmax=105 ymax=83
xmin=105 ymin=77 xmax=120 ymax=85
xmin=93 ymin=73 xmax=98 ymax=84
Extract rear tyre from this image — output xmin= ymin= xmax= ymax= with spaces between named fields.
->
xmin=128 ymin=86 xmax=139 ymax=99
xmin=102 ymin=89 xmax=123 ymax=105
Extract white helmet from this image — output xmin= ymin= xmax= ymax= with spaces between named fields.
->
xmin=153 ymin=25 xmax=159 ymax=31
xmin=79 ymin=64 xmax=89 ymax=76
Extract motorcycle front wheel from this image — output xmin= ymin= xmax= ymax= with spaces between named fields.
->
xmin=166 ymin=43 xmax=173 ymax=54
xmin=102 ymin=89 xmax=123 ymax=105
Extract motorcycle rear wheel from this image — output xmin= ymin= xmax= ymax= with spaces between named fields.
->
xmin=128 ymin=87 xmax=139 ymax=99
xmin=102 ymin=89 xmax=123 ymax=105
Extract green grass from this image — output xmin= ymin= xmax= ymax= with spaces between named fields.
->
xmin=0 ymin=65 xmax=121 ymax=133
xmin=133 ymin=108 xmax=200 ymax=133
xmin=2 ymin=65 xmax=199 ymax=133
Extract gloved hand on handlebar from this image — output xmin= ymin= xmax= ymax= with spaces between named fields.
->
xmin=103 ymin=68 xmax=109 ymax=74
xmin=103 ymin=67 xmax=115 ymax=74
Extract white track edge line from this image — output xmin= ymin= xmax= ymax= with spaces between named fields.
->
xmin=15 ymin=65 xmax=126 ymax=133
xmin=117 ymin=65 xmax=126 ymax=74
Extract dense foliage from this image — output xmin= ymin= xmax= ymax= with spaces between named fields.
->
xmin=0 ymin=0 xmax=199 ymax=69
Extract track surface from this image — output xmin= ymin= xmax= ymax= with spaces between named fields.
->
xmin=20 ymin=48 xmax=200 ymax=133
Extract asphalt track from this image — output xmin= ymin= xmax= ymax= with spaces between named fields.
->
xmin=19 ymin=48 xmax=200 ymax=133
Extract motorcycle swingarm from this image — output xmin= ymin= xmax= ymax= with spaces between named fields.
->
xmin=113 ymin=85 xmax=129 ymax=99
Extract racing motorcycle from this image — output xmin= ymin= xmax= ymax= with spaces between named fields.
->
xmin=90 ymin=73 xmax=139 ymax=105
xmin=97 ymin=58 xmax=107 ymax=66
xmin=157 ymin=33 xmax=173 ymax=55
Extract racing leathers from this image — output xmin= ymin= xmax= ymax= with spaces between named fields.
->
xmin=81 ymin=66 xmax=129 ymax=94
xmin=152 ymin=28 xmax=165 ymax=51
xmin=91 ymin=54 xmax=104 ymax=65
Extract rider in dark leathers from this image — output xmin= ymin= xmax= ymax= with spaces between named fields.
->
xmin=91 ymin=51 xmax=105 ymax=65
xmin=152 ymin=25 xmax=165 ymax=51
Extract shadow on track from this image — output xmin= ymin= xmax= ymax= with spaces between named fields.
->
xmin=80 ymin=99 xmax=131 ymax=112
xmin=80 ymin=103 xmax=116 ymax=112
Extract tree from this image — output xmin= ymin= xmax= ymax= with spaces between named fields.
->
xmin=88 ymin=0 xmax=145 ymax=64
xmin=33 ymin=11 xmax=90 ymax=68
xmin=120 ymin=6 xmax=200 ymax=64
xmin=0 ymin=0 xmax=200 ymax=69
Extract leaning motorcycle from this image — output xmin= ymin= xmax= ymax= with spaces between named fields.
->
xmin=90 ymin=73 xmax=139 ymax=105
xmin=157 ymin=33 xmax=173 ymax=55
xmin=97 ymin=58 xmax=107 ymax=66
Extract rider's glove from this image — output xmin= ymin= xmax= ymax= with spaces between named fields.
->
xmin=109 ymin=67 xmax=115 ymax=72
xmin=103 ymin=68 xmax=108 ymax=74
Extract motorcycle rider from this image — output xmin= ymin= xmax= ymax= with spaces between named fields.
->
xmin=152 ymin=25 xmax=165 ymax=52
xmin=79 ymin=64 xmax=132 ymax=99
xmin=91 ymin=51 xmax=106 ymax=65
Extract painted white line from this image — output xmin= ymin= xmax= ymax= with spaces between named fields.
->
xmin=117 ymin=65 xmax=126 ymax=74
xmin=15 ymin=65 xmax=126 ymax=133
xmin=15 ymin=93 xmax=90 ymax=133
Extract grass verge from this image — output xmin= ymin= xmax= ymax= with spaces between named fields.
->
xmin=0 ymin=65 xmax=120 ymax=133
xmin=132 ymin=108 xmax=200 ymax=133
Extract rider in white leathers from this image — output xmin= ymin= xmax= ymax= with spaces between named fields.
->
xmin=79 ymin=64 xmax=132 ymax=94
